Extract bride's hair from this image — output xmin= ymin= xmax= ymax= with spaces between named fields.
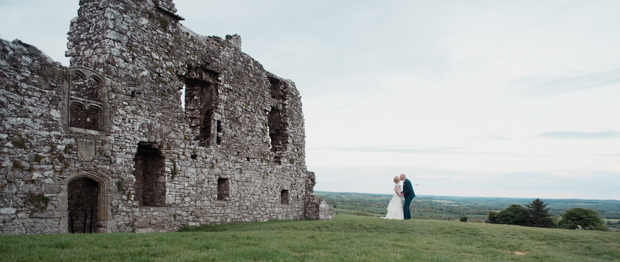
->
xmin=393 ymin=176 xmax=399 ymax=183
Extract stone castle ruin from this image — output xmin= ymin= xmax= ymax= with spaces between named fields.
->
xmin=0 ymin=0 xmax=333 ymax=234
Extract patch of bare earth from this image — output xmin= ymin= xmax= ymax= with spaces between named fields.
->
xmin=502 ymin=250 xmax=530 ymax=256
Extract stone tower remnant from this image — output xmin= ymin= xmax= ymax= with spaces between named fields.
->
xmin=0 ymin=0 xmax=333 ymax=234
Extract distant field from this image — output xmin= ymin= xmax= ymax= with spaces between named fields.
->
xmin=1 ymin=215 xmax=619 ymax=261
xmin=431 ymin=200 xmax=455 ymax=203
xmin=316 ymin=192 xmax=620 ymax=222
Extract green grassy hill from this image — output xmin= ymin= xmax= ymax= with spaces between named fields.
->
xmin=1 ymin=215 xmax=619 ymax=261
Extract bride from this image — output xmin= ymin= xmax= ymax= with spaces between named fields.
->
xmin=384 ymin=176 xmax=404 ymax=220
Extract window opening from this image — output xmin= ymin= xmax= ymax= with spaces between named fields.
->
xmin=182 ymin=68 xmax=219 ymax=147
xmin=70 ymin=103 xmax=100 ymax=131
xmin=216 ymin=120 xmax=222 ymax=145
xmin=216 ymin=120 xmax=222 ymax=133
xmin=133 ymin=142 xmax=166 ymax=206
xmin=281 ymin=190 xmax=289 ymax=204
xmin=268 ymin=107 xmax=288 ymax=153
xmin=68 ymin=69 xmax=104 ymax=132
xmin=217 ymin=178 xmax=229 ymax=201
xmin=71 ymin=73 xmax=100 ymax=101
xmin=268 ymin=77 xmax=286 ymax=100
xmin=180 ymin=84 xmax=186 ymax=111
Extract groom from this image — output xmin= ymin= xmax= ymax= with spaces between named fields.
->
xmin=400 ymin=174 xmax=415 ymax=220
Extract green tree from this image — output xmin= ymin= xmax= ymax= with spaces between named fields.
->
xmin=496 ymin=204 xmax=529 ymax=226
xmin=559 ymin=208 xmax=607 ymax=231
xmin=486 ymin=211 xmax=498 ymax=223
xmin=525 ymin=198 xmax=554 ymax=228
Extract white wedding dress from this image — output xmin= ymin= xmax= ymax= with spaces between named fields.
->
xmin=384 ymin=183 xmax=404 ymax=220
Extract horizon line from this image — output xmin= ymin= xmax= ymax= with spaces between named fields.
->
xmin=314 ymin=191 xmax=620 ymax=201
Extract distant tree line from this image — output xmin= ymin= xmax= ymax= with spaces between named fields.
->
xmin=486 ymin=199 xmax=607 ymax=231
xmin=316 ymin=192 xmax=619 ymax=225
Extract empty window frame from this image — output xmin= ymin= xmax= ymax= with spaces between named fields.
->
xmin=217 ymin=177 xmax=230 ymax=201
xmin=133 ymin=143 xmax=166 ymax=206
xmin=69 ymin=102 xmax=101 ymax=131
xmin=182 ymin=68 xmax=219 ymax=147
xmin=281 ymin=190 xmax=289 ymax=205
xmin=268 ymin=107 xmax=288 ymax=153
xmin=268 ymin=77 xmax=286 ymax=101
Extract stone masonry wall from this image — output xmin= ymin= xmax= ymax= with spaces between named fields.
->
xmin=0 ymin=40 xmax=70 ymax=234
xmin=0 ymin=0 xmax=333 ymax=235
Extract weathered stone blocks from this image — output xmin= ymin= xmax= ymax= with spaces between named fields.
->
xmin=0 ymin=0 xmax=333 ymax=235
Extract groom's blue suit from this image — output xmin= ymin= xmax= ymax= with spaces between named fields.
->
xmin=402 ymin=178 xmax=415 ymax=220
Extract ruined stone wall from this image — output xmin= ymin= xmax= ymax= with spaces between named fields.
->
xmin=1 ymin=0 xmax=332 ymax=235
xmin=0 ymin=40 xmax=69 ymax=234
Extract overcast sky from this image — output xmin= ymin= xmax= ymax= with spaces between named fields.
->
xmin=2 ymin=0 xmax=619 ymax=200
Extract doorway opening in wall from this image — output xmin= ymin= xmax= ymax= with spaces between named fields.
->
xmin=133 ymin=142 xmax=166 ymax=207
xmin=281 ymin=190 xmax=289 ymax=205
xmin=217 ymin=178 xmax=229 ymax=201
xmin=68 ymin=177 xmax=99 ymax=233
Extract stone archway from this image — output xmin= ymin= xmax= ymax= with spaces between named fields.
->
xmin=68 ymin=177 xmax=99 ymax=233
xmin=59 ymin=169 xmax=114 ymax=233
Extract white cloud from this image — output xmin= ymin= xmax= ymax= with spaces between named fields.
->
xmin=514 ymin=68 xmax=620 ymax=97
xmin=539 ymin=131 xmax=620 ymax=139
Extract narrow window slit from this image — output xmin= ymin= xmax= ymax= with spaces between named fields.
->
xmin=217 ymin=178 xmax=229 ymax=201
xmin=268 ymin=107 xmax=288 ymax=153
xmin=281 ymin=190 xmax=289 ymax=204
xmin=180 ymin=85 xmax=186 ymax=111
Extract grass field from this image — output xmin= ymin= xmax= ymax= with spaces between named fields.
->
xmin=1 ymin=214 xmax=619 ymax=261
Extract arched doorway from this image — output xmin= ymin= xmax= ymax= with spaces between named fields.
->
xmin=60 ymin=170 xmax=112 ymax=233
xmin=68 ymin=177 xmax=100 ymax=233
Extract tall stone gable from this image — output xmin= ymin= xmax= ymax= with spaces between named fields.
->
xmin=0 ymin=0 xmax=333 ymax=234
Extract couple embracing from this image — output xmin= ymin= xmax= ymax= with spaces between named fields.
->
xmin=384 ymin=174 xmax=415 ymax=220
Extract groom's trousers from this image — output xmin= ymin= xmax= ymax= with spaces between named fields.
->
xmin=403 ymin=197 xmax=413 ymax=220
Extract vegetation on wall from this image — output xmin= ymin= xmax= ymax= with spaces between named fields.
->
xmin=27 ymin=191 xmax=50 ymax=217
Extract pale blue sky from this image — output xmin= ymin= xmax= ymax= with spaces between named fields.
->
xmin=1 ymin=0 xmax=619 ymax=199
